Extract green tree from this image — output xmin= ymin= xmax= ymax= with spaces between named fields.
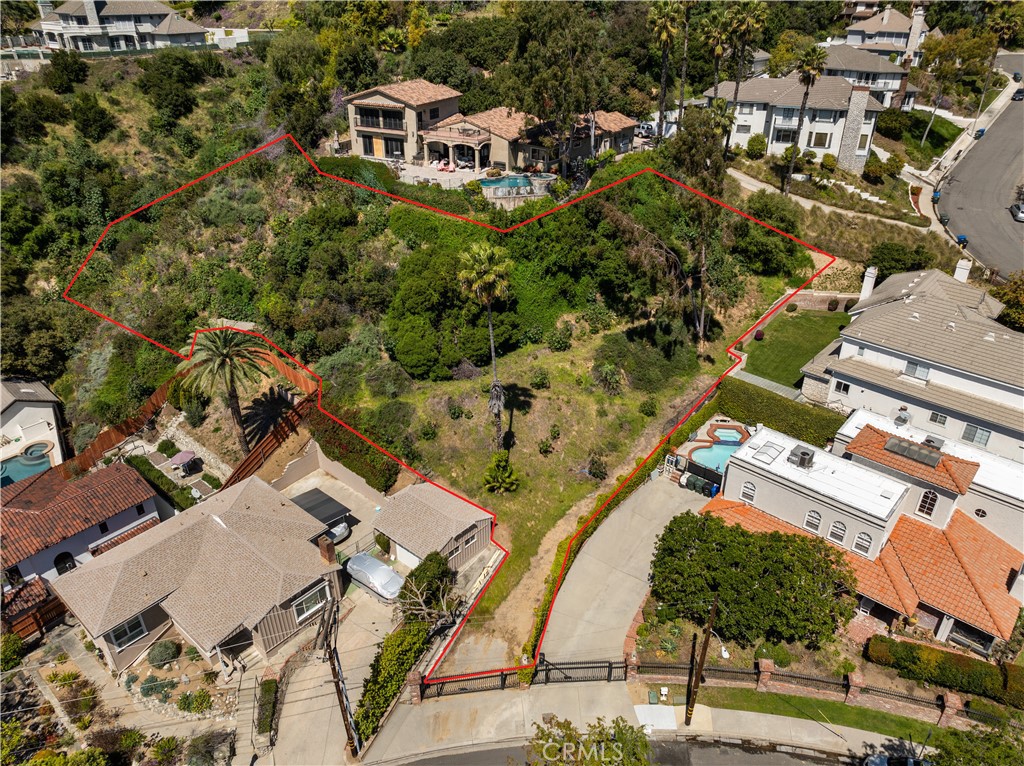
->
xmin=1 ymin=632 xmax=24 ymax=671
xmin=767 ymin=29 xmax=815 ymax=77
xmin=178 ymin=331 xmax=268 ymax=456
xmin=724 ymin=1 xmax=768 ymax=152
xmin=783 ymin=44 xmax=828 ymax=195
xmin=975 ymin=7 xmax=1023 ymax=122
xmin=71 ymin=93 xmax=115 ymax=142
xmin=43 ymin=49 xmax=89 ymax=94
xmin=526 ymin=715 xmax=650 ymax=766
xmin=919 ymin=29 xmax=990 ymax=148
xmin=867 ymin=242 xmax=934 ymax=281
xmin=677 ymin=1 xmax=696 ymax=113
xmin=1 ymin=719 xmax=27 ymax=766
xmin=483 ymin=450 xmax=520 ymax=494
xmin=458 ymin=242 xmax=514 ymax=451
xmin=700 ymin=6 xmax=729 ymax=100
xmin=731 ymin=190 xmax=804 ymax=276
xmin=398 ymin=551 xmax=459 ymax=623
xmin=932 ymin=723 xmax=1024 ymax=766
xmin=746 ymin=131 xmax=767 ymax=159
xmin=991 ymin=272 xmax=1024 ymax=332
xmin=649 ymin=0 xmax=682 ymax=142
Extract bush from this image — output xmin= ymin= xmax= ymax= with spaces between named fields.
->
xmin=483 ymin=450 xmax=520 ymax=494
xmin=755 ymin=642 xmax=793 ymax=668
xmin=177 ymin=688 xmax=212 ymax=714
xmin=884 ymin=154 xmax=904 ymax=178
xmin=1 ymin=633 xmax=24 ymax=671
xmin=538 ymin=438 xmax=554 ymax=456
xmin=716 ymin=376 xmax=846 ymax=447
xmin=185 ymin=731 xmax=232 ymax=766
xmin=139 ymin=675 xmax=178 ymax=699
xmin=754 ymin=329 xmax=765 ymax=341
xmin=862 ymin=154 xmax=885 ymax=184
xmin=374 ymin=531 xmax=391 ymax=555
xmin=549 ymin=424 xmax=561 ymax=441
xmin=43 ymin=49 xmax=89 ymax=94
xmin=124 ymin=672 xmax=139 ymax=691
xmin=354 ymin=622 xmax=429 ymax=739
xmin=185 ymin=646 xmax=202 ymax=663
xmin=639 ymin=398 xmax=657 ymax=417
xmin=157 ymin=439 xmax=178 ymax=458
xmin=746 ymin=133 xmax=768 ymax=160
xmin=876 ymin=108 xmax=911 ymax=140
xmin=821 ymin=154 xmax=838 ymax=173
xmin=785 ymin=303 xmax=798 ymax=313
xmin=419 ymin=421 xmax=438 ymax=441
xmin=844 ymin=298 xmax=857 ymax=312
xmin=152 ymin=736 xmax=181 ymax=766
xmin=257 ymin=679 xmax=278 ymax=734
xmin=201 ymin=473 xmax=222 ymax=490
xmin=529 ymin=367 xmax=550 ymax=390
xmin=147 ymin=640 xmax=181 ymax=668
xmin=446 ymin=399 xmax=464 ymax=420
xmin=588 ymin=456 xmax=608 ymax=480
xmin=827 ymin=298 xmax=840 ymax=312
xmin=546 ymin=322 xmax=573 ymax=352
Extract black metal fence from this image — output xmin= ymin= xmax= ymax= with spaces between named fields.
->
xmin=771 ymin=670 xmax=847 ymax=693
xmin=704 ymin=665 xmax=758 ymax=684
xmin=535 ymin=656 xmax=627 ymax=684
xmin=422 ymin=670 xmax=521 ymax=699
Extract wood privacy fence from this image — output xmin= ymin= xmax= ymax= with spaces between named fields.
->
xmin=57 ymin=345 xmax=319 ymax=480
xmin=222 ymin=397 xmax=315 ymax=489
xmin=3 ymin=596 xmax=66 ymax=639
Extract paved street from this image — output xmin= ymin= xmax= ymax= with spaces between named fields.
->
xmin=937 ymin=55 xmax=1024 ymax=278
xmin=542 ymin=478 xmax=706 ymax=660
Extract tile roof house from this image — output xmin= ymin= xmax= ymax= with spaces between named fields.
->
xmin=704 ymin=73 xmax=883 ymax=172
xmin=823 ymin=44 xmax=918 ymax=110
xmin=29 ymin=1 xmax=207 ymax=53
xmin=51 ymin=477 xmax=341 ymax=672
xmin=1 ymin=377 xmax=66 ymax=478
xmin=845 ymin=4 xmax=936 ymax=67
xmin=1 ymin=462 xmax=163 ymax=637
xmin=374 ymin=482 xmax=492 ymax=571
xmin=703 ymin=497 xmax=1024 ymax=654
xmin=800 ymin=264 xmax=1024 ymax=464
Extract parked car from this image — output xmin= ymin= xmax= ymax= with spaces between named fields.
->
xmin=862 ymin=756 xmax=933 ymax=766
xmin=637 ymin=122 xmax=658 ymax=138
xmin=346 ymin=552 xmax=404 ymax=601
xmin=326 ymin=519 xmax=351 ymax=543
xmin=1011 ymin=203 xmax=1024 ymax=222
xmin=1013 ymin=71 xmax=1022 ymax=82
xmin=1012 ymin=88 xmax=1024 ymax=101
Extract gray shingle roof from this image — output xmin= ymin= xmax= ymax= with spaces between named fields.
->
xmin=152 ymin=12 xmax=205 ymax=35
xmin=51 ymin=477 xmax=338 ymax=652
xmin=824 ymin=44 xmax=906 ymax=74
xmin=705 ymin=73 xmax=885 ymax=112
xmin=373 ymin=483 xmax=490 ymax=560
xmin=54 ymin=1 xmax=178 ymax=18
xmin=1 ymin=378 xmax=60 ymax=413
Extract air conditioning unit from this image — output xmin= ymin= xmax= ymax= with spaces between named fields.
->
xmin=787 ymin=446 xmax=815 ymax=468
xmin=923 ymin=436 xmax=944 ymax=450
xmin=894 ymin=411 xmax=911 ymax=426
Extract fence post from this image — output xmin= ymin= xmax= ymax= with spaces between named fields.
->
xmin=406 ymin=670 xmax=423 ymax=704
xmin=939 ymin=692 xmax=962 ymax=727
xmin=845 ymin=671 xmax=864 ymax=704
xmin=756 ymin=659 xmax=774 ymax=693
xmin=626 ymin=654 xmax=638 ymax=683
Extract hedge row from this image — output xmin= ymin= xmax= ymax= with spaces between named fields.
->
xmin=867 ymin=635 xmax=1024 ymax=709
xmin=354 ymin=621 xmax=429 ymax=740
xmin=521 ymin=399 xmax=719 ymax=663
xmin=716 ymin=376 xmax=846 ymax=448
xmin=256 ymin=679 xmax=277 ymax=734
xmin=125 ymin=455 xmax=195 ymax=510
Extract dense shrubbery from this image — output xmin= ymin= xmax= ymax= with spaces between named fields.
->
xmin=716 ymin=376 xmax=846 ymax=447
xmin=306 ymin=407 xmax=401 ymax=493
xmin=147 ymin=641 xmax=181 ymax=668
xmin=256 ymin=680 xmax=278 ymax=734
xmin=125 ymin=455 xmax=195 ymax=511
xmin=593 ymin=320 xmax=698 ymax=393
xmin=354 ymin=622 xmax=429 ymax=739
xmin=867 ymin=635 xmax=1023 ymax=708
xmin=139 ymin=675 xmax=178 ymax=701
xmin=1 ymin=632 xmax=25 ymax=671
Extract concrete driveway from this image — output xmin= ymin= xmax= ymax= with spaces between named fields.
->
xmin=337 ymin=587 xmax=398 ymax=699
xmin=542 ymin=478 xmax=708 ymax=661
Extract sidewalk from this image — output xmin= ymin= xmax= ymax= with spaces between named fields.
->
xmin=732 ymin=370 xmax=801 ymax=401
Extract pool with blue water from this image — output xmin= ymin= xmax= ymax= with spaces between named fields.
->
xmin=1 ymin=450 xmax=52 ymax=487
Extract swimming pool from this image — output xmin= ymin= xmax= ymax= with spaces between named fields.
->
xmin=712 ymin=427 xmax=745 ymax=444
xmin=689 ymin=442 xmax=743 ymax=472
xmin=1 ymin=453 xmax=52 ymax=487
xmin=481 ymin=174 xmax=533 ymax=189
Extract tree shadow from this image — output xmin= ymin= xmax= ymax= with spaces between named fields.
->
xmin=502 ymin=384 xmax=536 ymax=453
xmin=242 ymin=385 xmax=295 ymax=446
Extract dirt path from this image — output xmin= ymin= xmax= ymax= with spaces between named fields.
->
xmin=436 ymin=374 xmax=718 ymax=675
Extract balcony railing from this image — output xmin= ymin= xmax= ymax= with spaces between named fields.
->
xmin=774 ymin=116 xmax=798 ymax=128
xmin=355 ymin=116 xmax=405 ymax=131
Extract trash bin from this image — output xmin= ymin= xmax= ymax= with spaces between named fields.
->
xmin=957 ymin=235 xmax=969 ymax=248
xmin=939 ymin=214 xmax=950 ymax=226
xmin=931 ymin=191 xmax=941 ymax=204
xmin=710 ymin=483 xmax=720 ymax=498
xmin=690 ymin=476 xmax=707 ymax=495
xmin=974 ymin=128 xmax=986 ymax=140
xmin=685 ymin=474 xmax=699 ymax=492
xmin=701 ymin=481 xmax=714 ymax=497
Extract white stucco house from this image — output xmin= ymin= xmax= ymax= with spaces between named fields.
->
xmin=844 ymin=4 xmax=937 ymax=67
xmin=28 ymin=0 xmax=207 ymax=53
xmin=1 ymin=378 xmax=66 ymax=481
xmin=704 ymin=73 xmax=884 ymax=172
xmin=823 ymin=43 xmax=918 ymax=111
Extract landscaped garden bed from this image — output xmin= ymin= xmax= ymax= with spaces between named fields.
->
xmin=122 ymin=639 xmax=236 ymax=720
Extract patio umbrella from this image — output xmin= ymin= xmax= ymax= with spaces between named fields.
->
xmin=169 ymin=450 xmax=196 ymax=467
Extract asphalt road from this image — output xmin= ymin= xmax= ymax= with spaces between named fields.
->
xmin=937 ymin=57 xmax=1024 ymax=278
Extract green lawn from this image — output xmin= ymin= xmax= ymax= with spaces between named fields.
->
xmin=900 ymin=110 xmax=963 ymax=168
xmin=743 ymin=310 xmax=850 ymax=388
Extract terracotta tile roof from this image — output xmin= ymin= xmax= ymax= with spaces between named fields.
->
xmin=1 ymin=464 xmax=156 ymax=563
xmin=701 ymin=499 xmax=1024 ymax=639
xmin=349 ymin=78 xmax=461 ymax=107
xmin=1 ymin=577 xmax=50 ymax=619
xmin=845 ymin=424 xmax=980 ymax=494
xmin=433 ymin=107 xmax=539 ymax=142
xmin=91 ymin=517 xmax=160 ymax=555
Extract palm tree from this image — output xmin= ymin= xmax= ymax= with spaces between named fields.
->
xmin=974 ymin=9 xmax=1021 ymax=125
xmin=724 ymin=1 xmax=768 ymax=154
xmin=649 ymin=0 xmax=682 ymax=143
xmin=178 ymin=331 xmax=268 ymax=456
xmin=701 ymin=7 xmax=729 ymax=100
xmin=677 ymin=1 xmax=695 ymax=115
xmin=458 ymin=242 xmax=514 ymax=451
xmin=783 ymin=45 xmax=828 ymax=196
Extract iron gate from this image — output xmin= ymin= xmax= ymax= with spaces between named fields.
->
xmin=534 ymin=655 xmax=627 ymax=684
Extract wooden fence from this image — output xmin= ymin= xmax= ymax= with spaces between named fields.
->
xmin=3 ymin=597 xmax=66 ymax=640
xmin=222 ymin=397 xmax=315 ymax=489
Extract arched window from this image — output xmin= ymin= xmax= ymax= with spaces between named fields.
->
xmin=854 ymin=532 xmax=872 ymax=555
xmin=917 ymin=490 xmax=938 ymax=518
xmin=828 ymin=521 xmax=847 ymax=544
xmin=804 ymin=510 xmax=822 ymax=532
xmin=54 ymin=552 xmax=76 ymax=575
xmin=740 ymin=482 xmax=756 ymax=503
xmin=975 ymin=508 xmax=988 ymax=519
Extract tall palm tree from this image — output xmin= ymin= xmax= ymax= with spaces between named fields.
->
xmin=701 ymin=7 xmax=729 ymax=100
xmin=724 ymin=1 xmax=768 ymax=154
xmin=677 ymin=0 xmax=695 ymax=115
xmin=178 ymin=331 xmax=268 ymax=456
xmin=458 ymin=242 xmax=514 ymax=451
xmin=783 ymin=45 xmax=828 ymax=196
xmin=649 ymin=0 xmax=681 ymax=143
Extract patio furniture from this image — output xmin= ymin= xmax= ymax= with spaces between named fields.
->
xmin=169 ymin=450 xmax=197 ymax=476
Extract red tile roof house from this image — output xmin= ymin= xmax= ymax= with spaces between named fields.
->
xmin=51 ymin=477 xmax=342 ymax=674
xmin=1 ymin=463 xmax=163 ymax=636
xmin=710 ymin=425 xmax=1024 ymax=656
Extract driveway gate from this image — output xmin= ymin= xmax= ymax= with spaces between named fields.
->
xmin=534 ymin=655 xmax=627 ymax=684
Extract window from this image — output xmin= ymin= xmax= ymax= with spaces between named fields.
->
xmin=807 ymin=132 xmax=831 ymax=149
xmin=929 ymin=412 xmax=947 ymax=426
xmin=739 ymin=104 xmax=753 ymax=115
xmin=54 ymin=552 xmax=76 ymax=575
xmin=804 ymin=511 xmax=821 ymax=532
xmin=916 ymin=490 xmax=938 ymax=518
xmin=447 ymin=546 xmax=460 ymax=561
xmin=828 ymin=521 xmax=847 ymax=544
xmin=383 ymin=137 xmax=404 ymax=158
xmin=858 ymin=134 xmax=870 ymax=150
xmin=429 ymin=107 xmax=440 ymax=120
xmin=854 ymin=532 xmax=872 ymax=555
xmin=834 ymin=381 xmax=850 ymax=395
xmin=109 ymin=615 xmax=146 ymax=650
xmin=362 ymin=135 xmax=374 ymax=156
xmin=80 ymin=39 xmax=94 ymax=51
xmin=904 ymin=360 xmax=930 ymax=380
xmin=2 ymin=566 xmax=24 ymax=589
xmin=463 ymin=533 xmax=477 ymax=548
xmin=781 ymin=108 xmax=796 ymax=120
xmin=136 ymin=504 xmax=146 ymax=516
xmin=962 ymin=424 xmax=991 ymax=447
xmin=292 ymin=581 xmax=331 ymax=623
xmin=736 ymin=125 xmax=751 ymax=134
xmin=774 ymin=129 xmax=797 ymax=144
xmin=814 ymin=109 xmax=834 ymax=122
xmin=856 ymin=346 xmax=864 ymax=356
xmin=974 ymin=508 xmax=987 ymax=519
xmin=99 ymin=522 xmax=109 ymax=534
xmin=740 ymin=482 xmax=756 ymax=503
xmin=111 ymin=38 xmax=122 ymax=50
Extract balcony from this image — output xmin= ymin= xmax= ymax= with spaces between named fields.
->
xmin=355 ymin=116 xmax=405 ymax=131
xmin=774 ymin=115 xmax=798 ymax=128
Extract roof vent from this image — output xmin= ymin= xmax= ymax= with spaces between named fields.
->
xmin=946 ymin=321 xmax=956 ymax=331
xmin=894 ymin=410 xmax=911 ymax=426
xmin=787 ymin=446 xmax=815 ymax=468
xmin=984 ymin=332 xmax=996 ymax=341
xmin=923 ymin=436 xmax=944 ymax=450
xmin=909 ymin=312 xmax=919 ymax=321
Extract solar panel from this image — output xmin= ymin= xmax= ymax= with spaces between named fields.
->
xmin=884 ymin=437 xmax=942 ymax=467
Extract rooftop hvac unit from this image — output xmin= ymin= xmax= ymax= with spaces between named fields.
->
xmin=787 ymin=446 xmax=815 ymax=468
xmin=894 ymin=411 xmax=911 ymax=426
xmin=923 ymin=436 xmax=944 ymax=450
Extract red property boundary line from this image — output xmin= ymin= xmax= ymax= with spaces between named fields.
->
xmin=62 ymin=133 xmax=836 ymax=684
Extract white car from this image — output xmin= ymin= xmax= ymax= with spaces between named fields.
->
xmin=346 ymin=552 xmax=404 ymax=601
xmin=1011 ymin=203 xmax=1024 ymax=223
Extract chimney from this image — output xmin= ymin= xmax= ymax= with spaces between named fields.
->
xmin=317 ymin=535 xmax=336 ymax=565
xmin=859 ymin=265 xmax=878 ymax=302
xmin=907 ymin=7 xmax=927 ymax=57
xmin=1011 ymin=564 xmax=1024 ymax=604
xmin=38 ymin=1 xmax=54 ymax=19
xmin=882 ymin=5 xmax=891 ymax=24
xmin=953 ymin=258 xmax=971 ymax=283
xmin=83 ymin=0 xmax=100 ymax=26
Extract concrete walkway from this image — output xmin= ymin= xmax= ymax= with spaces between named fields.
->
xmin=732 ymin=370 xmax=801 ymax=401
xmin=267 ymin=656 xmax=350 ymax=766
xmin=544 ymin=479 xmax=707 ymax=660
